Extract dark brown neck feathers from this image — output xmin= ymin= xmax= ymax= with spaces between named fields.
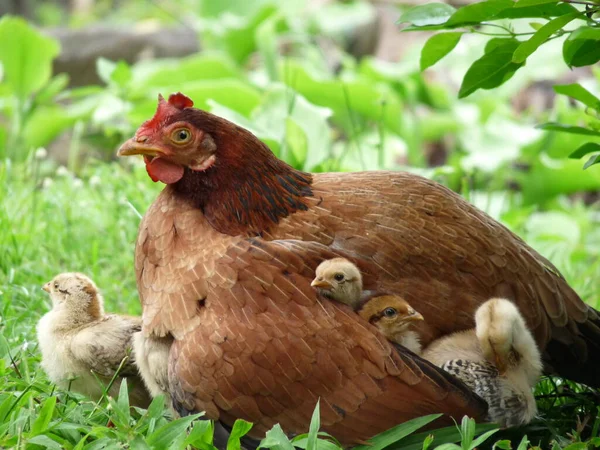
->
xmin=172 ymin=113 xmax=313 ymax=236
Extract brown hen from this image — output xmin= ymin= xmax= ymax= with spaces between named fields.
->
xmin=117 ymin=93 xmax=600 ymax=444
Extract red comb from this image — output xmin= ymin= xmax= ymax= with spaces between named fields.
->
xmin=138 ymin=93 xmax=194 ymax=134
xmin=168 ymin=92 xmax=194 ymax=109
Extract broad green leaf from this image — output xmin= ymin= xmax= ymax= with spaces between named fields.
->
xmin=306 ymin=400 xmax=321 ymax=450
xmin=96 ymin=58 xmax=117 ymax=86
xmin=227 ymin=419 xmax=254 ymax=450
xmin=458 ymin=40 xmax=524 ymax=98
xmin=529 ymin=22 xmax=543 ymax=30
xmin=260 ymin=424 xmax=295 ymax=450
xmin=146 ymin=395 xmax=167 ymax=420
xmin=397 ymin=3 xmax=456 ymax=27
xmin=130 ymin=436 xmax=152 ymax=450
xmin=420 ymin=32 xmax=462 ymax=71
xmin=563 ymin=26 xmax=600 ymax=68
xmin=485 ymin=37 xmax=515 ymax=54
xmin=26 ymin=435 xmax=63 ymax=450
xmin=515 ymin=0 xmax=559 ymax=7
xmin=146 ymin=413 xmax=202 ymax=448
xmin=584 ymin=154 xmax=600 ymax=169
xmin=0 ymin=16 xmax=60 ymax=98
xmin=434 ymin=445 xmax=462 ymax=450
xmin=512 ymin=11 xmax=581 ymax=63
xmin=445 ymin=0 xmax=513 ymax=27
xmin=184 ymin=420 xmax=215 ymax=447
xmin=111 ymin=60 xmax=132 ymax=87
xmin=116 ymin=378 xmax=131 ymax=423
xmin=537 ymin=122 xmax=600 ymax=136
xmin=554 ymin=83 xmax=600 ymax=110
xmin=563 ymin=442 xmax=592 ymax=450
xmin=291 ymin=433 xmax=341 ymax=450
xmin=459 ymin=416 xmax=475 ymax=449
xmin=496 ymin=2 xmax=576 ymax=19
xmin=31 ymin=396 xmax=57 ymax=436
xmin=255 ymin=14 xmax=282 ymax=81
xmin=570 ymin=143 xmax=600 ymax=159
xmin=284 ymin=117 xmax=308 ymax=169
xmin=36 ymin=73 xmax=70 ymax=104
xmin=354 ymin=414 xmax=442 ymax=450
xmin=492 ymin=440 xmax=512 ymax=449
xmin=390 ymin=421 xmax=499 ymax=450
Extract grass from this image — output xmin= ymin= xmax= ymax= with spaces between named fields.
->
xmin=1 ymin=147 xmax=599 ymax=448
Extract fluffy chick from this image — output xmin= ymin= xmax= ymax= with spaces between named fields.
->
xmin=422 ymin=298 xmax=542 ymax=428
xmin=311 ymin=258 xmax=363 ymax=308
xmin=37 ymin=273 xmax=151 ymax=407
xmin=357 ymin=295 xmax=424 ymax=354
xmin=132 ymin=332 xmax=172 ymax=399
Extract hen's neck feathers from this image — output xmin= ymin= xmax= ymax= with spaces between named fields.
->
xmin=171 ymin=111 xmax=313 ymax=236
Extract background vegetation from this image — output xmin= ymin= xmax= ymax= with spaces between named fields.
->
xmin=0 ymin=0 xmax=599 ymax=448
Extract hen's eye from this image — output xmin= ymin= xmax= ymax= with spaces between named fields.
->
xmin=334 ymin=273 xmax=344 ymax=282
xmin=384 ymin=307 xmax=397 ymax=317
xmin=171 ymin=128 xmax=191 ymax=144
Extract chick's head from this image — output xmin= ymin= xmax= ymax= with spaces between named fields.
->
xmin=311 ymin=258 xmax=363 ymax=308
xmin=43 ymin=273 xmax=104 ymax=319
xmin=358 ymin=295 xmax=424 ymax=339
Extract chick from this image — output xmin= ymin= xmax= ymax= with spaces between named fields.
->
xmin=132 ymin=332 xmax=172 ymax=399
xmin=357 ymin=295 xmax=424 ymax=354
xmin=37 ymin=273 xmax=151 ymax=407
xmin=311 ymin=258 xmax=424 ymax=353
xmin=422 ymin=298 xmax=542 ymax=428
xmin=311 ymin=257 xmax=363 ymax=308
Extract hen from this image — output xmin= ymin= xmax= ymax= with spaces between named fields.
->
xmin=37 ymin=273 xmax=150 ymax=407
xmin=117 ymin=93 xmax=600 ymax=444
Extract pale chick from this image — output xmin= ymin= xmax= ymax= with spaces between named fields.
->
xmin=37 ymin=273 xmax=151 ymax=407
xmin=422 ymin=298 xmax=543 ymax=428
xmin=311 ymin=257 xmax=363 ymax=308
xmin=311 ymin=258 xmax=424 ymax=353
xmin=132 ymin=331 xmax=172 ymax=399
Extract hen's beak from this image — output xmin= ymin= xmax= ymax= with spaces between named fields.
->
xmin=42 ymin=282 xmax=50 ymax=293
xmin=311 ymin=279 xmax=333 ymax=290
xmin=407 ymin=309 xmax=424 ymax=321
xmin=117 ymin=138 xmax=169 ymax=157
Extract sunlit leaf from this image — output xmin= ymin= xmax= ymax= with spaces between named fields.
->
xmin=537 ymin=122 xmax=600 ymax=137
xmin=445 ymin=0 xmax=513 ymax=27
xmin=512 ymin=11 xmax=581 ymax=63
xmin=420 ymin=32 xmax=462 ymax=71
xmin=0 ymin=16 xmax=60 ymax=99
xmin=569 ymin=143 xmax=600 ymax=159
xmin=397 ymin=3 xmax=456 ymax=27
xmin=515 ymin=0 xmax=559 ymax=7
xmin=563 ymin=26 xmax=600 ymax=68
xmin=227 ymin=419 xmax=254 ymax=450
xmin=584 ymin=154 xmax=600 ymax=169
xmin=554 ymin=83 xmax=600 ymax=110
xmin=353 ymin=414 xmax=442 ymax=450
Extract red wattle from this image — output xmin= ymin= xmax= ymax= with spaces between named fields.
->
xmin=144 ymin=157 xmax=184 ymax=184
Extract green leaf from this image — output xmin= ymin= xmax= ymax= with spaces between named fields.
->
xmin=96 ymin=58 xmax=117 ymax=86
xmin=554 ymin=83 xmax=600 ymax=110
xmin=116 ymin=378 xmax=131 ymax=422
xmin=354 ymin=414 xmax=442 ymax=450
xmin=184 ymin=420 xmax=215 ymax=448
xmin=397 ymin=3 xmax=456 ymax=27
xmin=31 ymin=396 xmax=57 ymax=436
xmin=469 ymin=429 xmax=500 ymax=449
xmin=111 ymin=60 xmax=132 ymax=87
xmin=459 ymin=416 xmax=475 ymax=449
xmin=422 ymin=434 xmax=435 ymax=450
xmin=537 ymin=122 xmax=600 ymax=136
xmin=306 ymin=400 xmax=321 ymax=450
xmin=420 ymin=32 xmax=462 ymax=71
xmin=458 ymin=40 xmax=524 ymax=98
xmin=227 ymin=419 xmax=254 ymax=450
xmin=516 ymin=434 xmax=529 ymax=450
xmin=515 ymin=0 xmax=559 ymax=7
xmin=584 ymin=153 xmax=600 ymax=169
xmin=445 ymin=0 xmax=513 ymax=27
xmin=529 ymin=22 xmax=543 ymax=30
xmin=146 ymin=413 xmax=202 ymax=448
xmin=512 ymin=11 xmax=581 ymax=63
xmin=0 ymin=16 xmax=60 ymax=99
xmin=130 ymin=436 xmax=152 ymax=450
xmin=563 ymin=26 xmax=600 ymax=68
xmin=35 ymin=73 xmax=70 ymax=104
xmin=492 ymin=440 xmax=513 ymax=449
xmin=255 ymin=14 xmax=282 ymax=82
xmin=496 ymin=2 xmax=577 ymax=19
xmin=146 ymin=395 xmax=167 ymax=420
xmin=260 ymin=424 xmax=295 ymax=450
xmin=570 ymin=142 xmax=600 ymax=159
xmin=26 ymin=435 xmax=63 ymax=450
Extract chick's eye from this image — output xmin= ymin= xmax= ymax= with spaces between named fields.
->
xmin=54 ymin=283 xmax=59 ymax=289
xmin=384 ymin=307 xmax=397 ymax=317
xmin=334 ymin=273 xmax=344 ymax=282
xmin=171 ymin=128 xmax=191 ymax=144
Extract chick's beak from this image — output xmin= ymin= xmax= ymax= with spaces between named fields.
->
xmin=117 ymin=137 xmax=170 ymax=157
xmin=407 ymin=309 xmax=424 ymax=321
xmin=311 ymin=279 xmax=333 ymax=290
xmin=42 ymin=282 xmax=50 ymax=293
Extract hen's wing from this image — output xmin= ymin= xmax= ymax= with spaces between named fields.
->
xmin=70 ymin=316 xmax=141 ymax=378
xmin=170 ymin=238 xmax=487 ymax=444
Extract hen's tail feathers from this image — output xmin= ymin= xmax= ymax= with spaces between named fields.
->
xmin=475 ymin=298 xmax=543 ymax=386
xmin=545 ymin=310 xmax=600 ymax=388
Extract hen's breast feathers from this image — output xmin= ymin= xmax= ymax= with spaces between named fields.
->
xmin=135 ymin=170 xmax=593 ymax=441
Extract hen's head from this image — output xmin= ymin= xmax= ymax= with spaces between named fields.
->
xmin=42 ymin=273 xmax=104 ymax=321
xmin=118 ymin=93 xmax=313 ymax=236
xmin=311 ymin=258 xmax=363 ymax=309
xmin=358 ymin=295 xmax=423 ymax=339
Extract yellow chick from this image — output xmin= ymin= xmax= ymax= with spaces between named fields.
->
xmin=37 ymin=273 xmax=151 ymax=407
xmin=132 ymin=332 xmax=172 ymax=399
xmin=422 ymin=298 xmax=542 ymax=428
xmin=357 ymin=294 xmax=424 ymax=354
